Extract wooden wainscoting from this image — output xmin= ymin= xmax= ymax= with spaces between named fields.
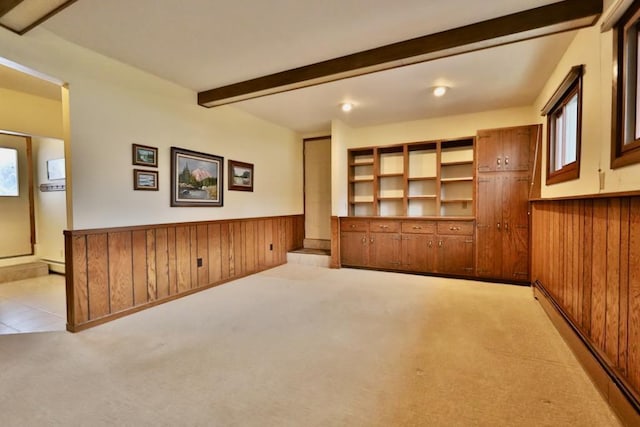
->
xmin=531 ymin=195 xmax=640 ymax=417
xmin=65 ymin=215 xmax=304 ymax=331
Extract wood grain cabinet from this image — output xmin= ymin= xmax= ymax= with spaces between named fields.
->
xmin=476 ymin=126 xmax=531 ymax=172
xmin=340 ymin=218 xmax=474 ymax=276
xmin=475 ymin=125 xmax=539 ymax=282
xmin=436 ymin=221 xmax=475 ymax=275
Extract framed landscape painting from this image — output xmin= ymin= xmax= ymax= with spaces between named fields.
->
xmin=170 ymin=147 xmax=223 ymax=207
xmin=228 ymin=160 xmax=254 ymax=192
xmin=133 ymin=169 xmax=158 ymax=191
xmin=132 ymin=144 xmax=158 ymax=167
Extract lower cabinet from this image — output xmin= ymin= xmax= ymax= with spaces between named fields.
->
xmin=340 ymin=218 xmax=474 ymax=276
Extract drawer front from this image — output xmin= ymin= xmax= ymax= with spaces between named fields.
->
xmin=340 ymin=219 xmax=369 ymax=232
xmin=437 ymin=221 xmax=474 ymax=235
xmin=369 ymin=220 xmax=400 ymax=233
xmin=401 ymin=221 xmax=436 ymax=234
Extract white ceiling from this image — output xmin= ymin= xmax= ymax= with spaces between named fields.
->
xmin=38 ymin=0 xmax=579 ymax=134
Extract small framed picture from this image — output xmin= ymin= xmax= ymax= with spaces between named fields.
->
xmin=132 ymin=144 xmax=158 ymax=167
xmin=228 ymin=160 xmax=254 ymax=192
xmin=133 ymin=169 xmax=158 ymax=191
xmin=46 ymin=158 xmax=65 ymax=180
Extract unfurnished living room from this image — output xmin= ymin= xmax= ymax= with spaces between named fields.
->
xmin=0 ymin=0 xmax=639 ymax=426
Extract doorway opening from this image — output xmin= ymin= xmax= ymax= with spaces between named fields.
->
xmin=0 ymin=59 xmax=69 ymax=334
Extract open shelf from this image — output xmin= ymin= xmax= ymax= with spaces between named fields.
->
xmin=347 ymin=136 xmax=474 ymax=217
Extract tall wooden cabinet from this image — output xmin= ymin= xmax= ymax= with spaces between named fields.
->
xmin=475 ymin=125 xmax=539 ymax=282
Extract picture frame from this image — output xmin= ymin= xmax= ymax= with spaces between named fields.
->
xmin=46 ymin=158 xmax=65 ymax=180
xmin=228 ymin=160 xmax=254 ymax=192
xmin=170 ymin=147 xmax=223 ymax=207
xmin=133 ymin=169 xmax=158 ymax=191
xmin=132 ymin=144 xmax=158 ymax=167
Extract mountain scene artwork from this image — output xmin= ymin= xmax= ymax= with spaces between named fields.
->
xmin=171 ymin=147 xmax=223 ymax=207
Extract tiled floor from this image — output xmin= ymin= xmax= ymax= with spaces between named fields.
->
xmin=0 ymin=274 xmax=66 ymax=334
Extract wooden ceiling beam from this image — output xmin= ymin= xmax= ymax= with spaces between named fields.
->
xmin=0 ymin=0 xmax=78 ymax=35
xmin=198 ymin=0 xmax=603 ymax=108
xmin=0 ymin=0 xmax=24 ymax=17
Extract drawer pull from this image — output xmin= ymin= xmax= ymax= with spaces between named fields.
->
xmin=379 ymin=225 xmax=388 ymax=229
xmin=412 ymin=226 xmax=422 ymax=230
xmin=449 ymin=226 xmax=461 ymax=231
xmin=350 ymin=224 xmax=356 ymax=229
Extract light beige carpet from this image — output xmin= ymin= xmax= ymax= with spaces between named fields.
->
xmin=0 ymin=264 xmax=621 ymax=426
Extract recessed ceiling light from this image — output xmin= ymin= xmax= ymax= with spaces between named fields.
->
xmin=433 ymin=86 xmax=448 ymax=97
xmin=341 ymin=102 xmax=353 ymax=112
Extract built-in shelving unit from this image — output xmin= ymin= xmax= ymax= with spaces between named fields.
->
xmin=347 ymin=137 xmax=475 ymax=217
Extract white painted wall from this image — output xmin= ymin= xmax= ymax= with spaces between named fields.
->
xmin=0 ymin=29 xmax=303 ymax=229
xmin=33 ymin=137 xmax=66 ymax=267
xmin=331 ymin=107 xmax=537 ymax=216
xmin=534 ymin=18 xmax=640 ymax=197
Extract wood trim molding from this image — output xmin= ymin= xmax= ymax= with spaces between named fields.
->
xmin=198 ymin=0 xmax=602 ymax=107
xmin=530 ymin=190 xmax=640 ymax=202
xmin=540 ymin=64 xmax=584 ymax=115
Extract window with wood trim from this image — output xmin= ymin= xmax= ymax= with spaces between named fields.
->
xmin=542 ymin=65 xmax=583 ymax=185
xmin=612 ymin=0 xmax=640 ymax=168
xmin=0 ymin=147 xmax=19 ymax=196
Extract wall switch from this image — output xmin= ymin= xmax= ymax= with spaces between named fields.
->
xmin=197 ymin=258 xmax=203 ymax=267
xmin=599 ymin=170 xmax=605 ymax=190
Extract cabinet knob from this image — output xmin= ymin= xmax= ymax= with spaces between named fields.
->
xmin=497 ymin=222 xmax=501 ymax=230
xmin=370 ymin=238 xmax=375 ymax=244
xmin=350 ymin=224 xmax=356 ymax=228
xmin=438 ymin=240 xmax=443 ymax=248
xmin=428 ymin=241 xmax=433 ymax=248
xmin=361 ymin=237 xmax=366 ymax=244
xmin=497 ymin=157 xmax=501 ymax=166
xmin=505 ymin=156 xmax=509 ymax=166
xmin=504 ymin=222 xmax=509 ymax=231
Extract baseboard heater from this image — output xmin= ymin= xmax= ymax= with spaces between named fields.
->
xmin=533 ymin=280 xmax=640 ymax=421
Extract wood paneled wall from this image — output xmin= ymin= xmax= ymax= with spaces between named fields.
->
xmin=531 ymin=197 xmax=640 ymax=407
xmin=65 ymin=215 xmax=304 ymax=331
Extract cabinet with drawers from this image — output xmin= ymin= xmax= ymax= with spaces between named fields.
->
xmin=340 ymin=217 xmax=474 ymax=276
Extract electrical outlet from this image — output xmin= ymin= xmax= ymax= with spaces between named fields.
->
xmin=197 ymin=258 xmax=203 ymax=267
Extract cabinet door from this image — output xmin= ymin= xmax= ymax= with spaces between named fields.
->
xmin=501 ymin=176 xmax=530 ymax=280
xmin=369 ymin=232 xmax=402 ymax=269
xmin=476 ymin=129 xmax=502 ymax=172
xmin=401 ymin=234 xmax=436 ymax=272
xmin=340 ymin=231 xmax=368 ymax=267
xmin=501 ymin=127 xmax=531 ymax=172
xmin=476 ymin=176 xmax=503 ymax=278
xmin=438 ymin=235 xmax=474 ymax=275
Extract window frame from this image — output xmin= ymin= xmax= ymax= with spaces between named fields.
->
xmin=612 ymin=0 xmax=640 ymax=168
xmin=0 ymin=146 xmax=19 ymax=197
xmin=542 ymin=65 xmax=584 ymax=185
